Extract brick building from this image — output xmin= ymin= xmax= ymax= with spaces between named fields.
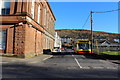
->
xmin=0 ymin=0 xmax=56 ymax=58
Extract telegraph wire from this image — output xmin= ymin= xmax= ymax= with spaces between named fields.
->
xmin=81 ymin=9 xmax=119 ymax=29
xmin=82 ymin=14 xmax=90 ymax=29
xmin=92 ymin=9 xmax=120 ymax=13
xmin=89 ymin=9 xmax=119 ymax=52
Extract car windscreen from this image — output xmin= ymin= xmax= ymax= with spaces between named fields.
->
xmin=78 ymin=43 xmax=89 ymax=49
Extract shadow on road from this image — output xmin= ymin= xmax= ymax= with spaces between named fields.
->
xmin=83 ymin=54 xmax=120 ymax=60
xmin=49 ymin=52 xmax=120 ymax=60
xmin=2 ymin=62 xmax=119 ymax=79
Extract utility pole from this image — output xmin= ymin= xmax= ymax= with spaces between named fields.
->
xmin=90 ymin=11 xmax=93 ymax=53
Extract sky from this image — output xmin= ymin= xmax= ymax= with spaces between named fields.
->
xmin=49 ymin=2 xmax=119 ymax=34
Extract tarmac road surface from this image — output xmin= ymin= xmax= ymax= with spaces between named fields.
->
xmin=1 ymin=53 xmax=119 ymax=79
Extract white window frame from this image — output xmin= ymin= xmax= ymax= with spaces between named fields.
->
xmin=31 ymin=0 xmax=35 ymax=19
xmin=37 ymin=5 xmax=41 ymax=24
xmin=44 ymin=8 xmax=47 ymax=26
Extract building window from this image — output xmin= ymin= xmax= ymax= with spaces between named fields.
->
xmin=31 ymin=0 xmax=35 ymax=19
xmin=2 ymin=8 xmax=10 ymax=14
xmin=46 ymin=13 xmax=49 ymax=28
xmin=37 ymin=5 xmax=41 ymax=24
xmin=0 ymin=30 xmax=6 ymax=50
xmin=44 ymin=8 xmax=47 ymax=26
xmin=0 ymin=1 xmax=10 ymax=15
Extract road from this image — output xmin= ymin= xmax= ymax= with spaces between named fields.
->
xmin=1 ymin=52 xmax=119 ymax=79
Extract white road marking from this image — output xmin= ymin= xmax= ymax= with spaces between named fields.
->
xmin=43 ymin=56 xmax=52 ymax=61
xmin=82 ymin=67 xmax=90 ymax=69
xmin=71 ymin=54 xmax=82 ymax=69
xmin=106 ymin=67 xmax=118 ymax=69
xmin=74 ymin=58 xmax=83 ymax=68
xmin=0 ymin=62 xmax=9 ymax=64
xmin=29 ymin=61 xmax=38 ymax=64
xmin=43 ymin=57 xmax=49 ymax=61
xmin=93 ymin=67 xmax=104 ymax=69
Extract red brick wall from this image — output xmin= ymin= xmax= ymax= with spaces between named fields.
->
xmin=24 ymin=24 xmax=36 ymax=54
xmin=24 ymin=24 xmax=43 ymax=55
xmin=6 ymin=27 xmax=14 ymax=54
xmin=14 ymin=25 xmax=25 ymax=54
xmin=1 ymin=1 xmax=55 ymax=57
xmin=4 ymin=24 xmax=44 ymax=56
xmin=36 ymin=30 xmax=42 ymax=53
xmin=6 ymin=25 xmax=26 ymax=55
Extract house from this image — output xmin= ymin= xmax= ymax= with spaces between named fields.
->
xmin=94 ymin=39 xmax=120 ymax=49
xmin=61 ymin=37 xmax=73 ymax=48
xmin=61 ymin=37 xmax=72 ymax=43
xmin=54 ymin=32 xmax=61 ymax=48
xmin=0 ymin=0 xmax=56 ymax=58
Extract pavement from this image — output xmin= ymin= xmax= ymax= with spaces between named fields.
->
xmin=1 ymin=54 xmax=53 ymax=64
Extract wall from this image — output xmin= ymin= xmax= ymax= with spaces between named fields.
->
xmin=0 ymin=0 xmax=56 ymax=58
xmin=24 ymin=24 xmax=43 ymax=57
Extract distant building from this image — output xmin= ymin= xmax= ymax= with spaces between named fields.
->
xmin=54 ymin=32 xmax=61 ymax=48
xmin=94 ymin=40 xmax=120 ymax=49
xmin=0 ymin=0 xmax=56 ymax=58
xmin=61 ymin=37 xmax=73 ymax=48
xmin=61 ymin=37 xmax=72 ymax=43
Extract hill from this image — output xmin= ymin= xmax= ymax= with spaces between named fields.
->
xmin=55 ymin=29 xmax=120 ymax=40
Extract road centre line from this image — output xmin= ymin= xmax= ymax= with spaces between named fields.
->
xmin=71 ymin=54 xmax=82 ymax=69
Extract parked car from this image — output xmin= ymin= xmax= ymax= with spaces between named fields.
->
xmin=61 ymin=48 xmax=65 ymax=51
xmin=52 ymin=47 xmax=61 ymax=52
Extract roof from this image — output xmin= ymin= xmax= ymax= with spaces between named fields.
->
xmin=96 ymin=40 xmax=119 ymax=44
xmin=46 ymin=1 xmax=56 ymax=21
